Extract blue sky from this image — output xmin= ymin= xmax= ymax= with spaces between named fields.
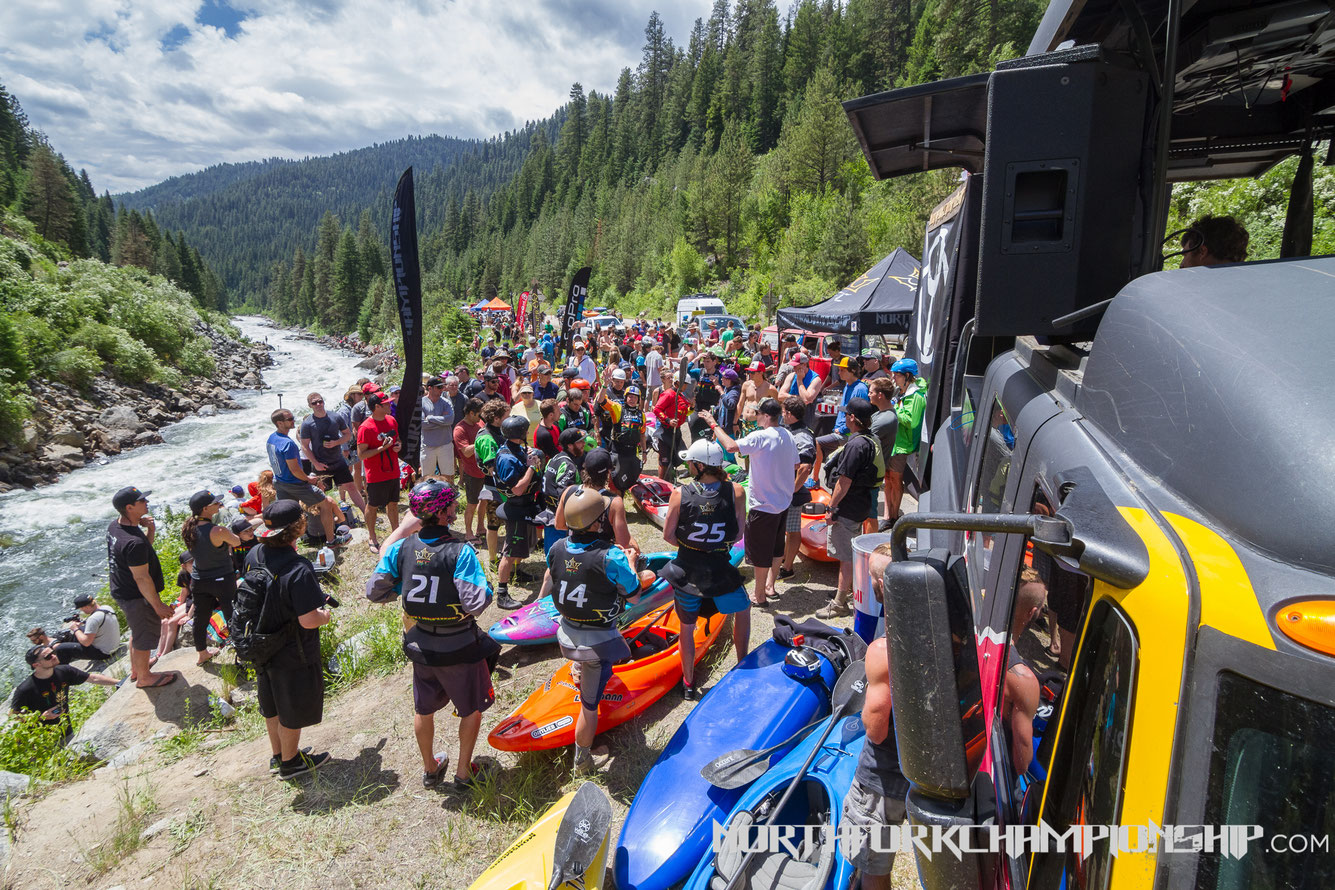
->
xmin=0 ymin=0 xmax=711 ymax=193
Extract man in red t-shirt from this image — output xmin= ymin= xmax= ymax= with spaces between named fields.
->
xmin=653 ymin=377 xmax=691 ymax=480
xmin=356 ymin=392 xmax=401 ymax=551
xmin=452 ymin=397 xmax=486 ymax=543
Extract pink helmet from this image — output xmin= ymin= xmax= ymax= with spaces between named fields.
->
xmin=408 ymin=480 xmax=459 ymax=520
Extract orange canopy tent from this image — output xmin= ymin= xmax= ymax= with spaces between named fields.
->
xmin=479 ymin=297 xmax=511 ymax=311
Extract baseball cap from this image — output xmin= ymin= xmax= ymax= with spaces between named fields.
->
xmin=426 ymin=376 xmax=444 ymax=387
xmin=891 ymin=358 xmax=920 ymax=376
xmin=749 ymin=360 xmax=767 ymax=373
xmin=366 ymin=392 xmax=388 ymax=408
xmin=558 ymin=427 xmax=586 ymax=448
xmin=584 ymin=447 xmax=614 ymax=476
xmin=860 ymin=348 xmax=883 ymax=361
xmin=73 ymin=594 xmax=95 ymax=608
xmin=483 ymin=371 xmax=498 ymax=381
xmin=519 ymin=383 xmax=535 ymax=394
xmin=847 ymin=397 xmax=875 ymax=427
xmin=112 ymin=486 xmax=150 ymax=512
xmin=721 ymin=368 xmax=739 ymax=381
xmin=188 ymin=490 xmax=224 ymax=515
xmin=834 ymin=356 xmax=855 ymax=370
xmin=790 ymin=354 xmax=809 ymax=366
xmin=230 ymin=517 xmax=255 ymax=535
xmin=758 ymin=397 xmax=782 ymax=418
xmin=569 ymin=378 xmax=590 ymax=391
xmin=388 ymin=384 xmax=401 ymax=394
xmin=229 ymin=484 xmax=245 ymax=498
xmin=361 ymin=382 xmax=381 ymax=394
xmin=612 ymin=369 xmax=627 ymax=381
xmin=258 ymin=499 xmax=304 ymax=538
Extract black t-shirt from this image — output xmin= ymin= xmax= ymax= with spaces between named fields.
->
xmin=246 ymin=545 xmax=326 ymax=667
xmin=833 ymin=434 xmax=879 ymax=521
xmin=11 ymin=665 xmax=89 ymax=722
xmin=299 ymin=412 xmax=350 ymax=467
xmin=176 ymin=568 xmax=194 ymax=600
xmin=107 ymin=520 xmax=164 ymax=603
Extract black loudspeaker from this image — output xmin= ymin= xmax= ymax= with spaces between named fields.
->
xmin=974 ymin=56 xmax=1150 ymax=338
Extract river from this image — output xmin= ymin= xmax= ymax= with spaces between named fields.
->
xmin=0 ymin=317 xmax=368 ymax=696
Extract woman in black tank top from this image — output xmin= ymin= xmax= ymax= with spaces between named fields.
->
xmin=182 ymin=491 xmax=243 ymax=663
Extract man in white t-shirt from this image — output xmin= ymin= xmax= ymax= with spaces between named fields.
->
xmin=702 ymin=397 xmax=798 ymax=606
xmin=57 ymin=594 xmax=121 ymax=661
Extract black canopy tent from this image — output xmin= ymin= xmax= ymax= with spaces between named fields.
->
xmin=776 ymin=248 xmax=921 ymax=348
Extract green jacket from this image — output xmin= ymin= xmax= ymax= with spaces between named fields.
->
xmin=892 ymin=378 xmax=927 ymax=456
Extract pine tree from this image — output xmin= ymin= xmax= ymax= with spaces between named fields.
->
xmin=781 ymin=65 xmax=860 ymax=195
xmin=331 ymin=227 xmax=363 ymax=333
xmin=312 ymin=211 xmax=340 ymax=328
xmin=21 ymin=144 xmax=78 ymax=245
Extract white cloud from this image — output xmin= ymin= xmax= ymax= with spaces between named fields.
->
xmin=0 ymin=0 xmax=711 ymax=192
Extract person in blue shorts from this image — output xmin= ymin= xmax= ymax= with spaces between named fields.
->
xmin=662 ymin=439 xmax=749 ymax=701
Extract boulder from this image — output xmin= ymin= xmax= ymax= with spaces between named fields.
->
xmin=240 ymin=371 xmax=261 ymax=387
xmin=68 ymin=648 xmax=231 ymax=763
xmin=196 ymin=405 xmax=218 ymax=417
xmin=98 ymin=405 xmax=140 ymax=436
xmin=18 ymin=422 xmax=39 ymax=454
xmin=0 ymin=769 xmax=32 ymax=799
xmin=356 ymin=356 xmax=380 ymax=370
xmin=50 ymin=426 xmax=84 ymax=448
xmin=41 ymin=443 xmax=84 ymax=469
xmin=133 ymin=431 xmax=163 ymax=447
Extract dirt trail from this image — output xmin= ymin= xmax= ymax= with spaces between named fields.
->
xmin=6 ymin=494 xmax=920 ymax=890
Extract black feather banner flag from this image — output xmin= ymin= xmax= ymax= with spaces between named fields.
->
xmin=391 ymin=168 xmax=422 ymax=470
xmin=556 ymin=265 xmax=591 ymax=370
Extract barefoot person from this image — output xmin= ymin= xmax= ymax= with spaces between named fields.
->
xmin=366 ymin=481 xmax=499 ymax=790
xmin=662 ymin=440 xmax=749 ymax=701
xmin=543 ymin=486 xmax=642 ymax=775
xmin=107 ymin=487 xmax=178 ymax=689
xmin=181 ymin=490 xmax=242 ymax=665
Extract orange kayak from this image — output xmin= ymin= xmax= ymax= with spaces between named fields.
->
xmin=797 ymin=487 xmax=838 ymax=563
xmin=488 ymin=608 xmax=725 ymax=752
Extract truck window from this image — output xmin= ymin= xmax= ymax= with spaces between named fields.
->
xmin=1030 ymin=599 xmax=1136 ymax=890
xmin=1194 ymin=673 xmax=1335 ymax=890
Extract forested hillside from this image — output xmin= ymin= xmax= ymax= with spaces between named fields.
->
xmin=117 ymin=134 xmax=490 ymax=296
xmin=241 ymin=0 xmax=1046 ymax=339
xmin=0 ymin=83 xmax=241 ymax=442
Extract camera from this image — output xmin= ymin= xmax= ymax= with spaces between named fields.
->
xmin=379 ymin=432 xmax=393 ymax=443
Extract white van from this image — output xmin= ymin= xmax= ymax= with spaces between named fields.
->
xmin=675 ymin=295 xmax=725 ymax=326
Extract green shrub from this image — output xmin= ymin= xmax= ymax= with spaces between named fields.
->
xmin=178 ymin=337 xmax=216 ymax=377
xmin=8 ymin=313 xmax=61 ymax=371
xmin=108 ymin=292 xmax=189 ymax=360
xmin=0 ymin=313 xmax=31 ymax=382
xmin=0 ymin=372 xmax=32 ymax=439
xmin=69 ymin=320 xmax=123 ymax=364
xmin=48 ymin=346 xmax=103 ymax=388
xmin=0 ymin=683 xmax=104 ymax=782
xmin=110 ymin=337 xmax=160 ymax=384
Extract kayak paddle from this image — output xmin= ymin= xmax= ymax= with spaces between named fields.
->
xmin=718 ymin=659 xmax=869 ymax=890
xmin=700 ymin=654 xmax=866 ymax=790
xmin=700 ymin=715 xmax=825 ymax=790
xmin=548 ymin=782 xmax=612 ymax=890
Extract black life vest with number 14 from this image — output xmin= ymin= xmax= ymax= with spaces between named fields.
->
xmin=547 ymin=536 xmax=625 ymax=629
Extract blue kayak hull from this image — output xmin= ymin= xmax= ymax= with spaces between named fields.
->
xmin=682 ymin=712 xmax=866 ymax=890
xmin=614 ymin=639 xmax=837 ymax=890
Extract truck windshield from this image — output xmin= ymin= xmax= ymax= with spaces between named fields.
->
xmin=1194 ymin=672 xmax=1335 ymax=890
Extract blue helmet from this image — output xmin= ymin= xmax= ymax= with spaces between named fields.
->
xmin=891 ymin=358 xmax=919 ymax=376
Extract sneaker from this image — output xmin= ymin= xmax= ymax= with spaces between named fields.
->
xmin=878 ymin=519 xmax=896 ymax=532
xmin=270 ymin=747 xmax=312 ymax=773
xmin=423 ymin=753 xmax=449 ymax=789
xmin=681 ymin=681 xmax=701 ymax=702
xmin=778 ymin=567 xmax=796 ymax=581
xmin=278 ymin=750 xmax=331 ymax=780
xmin=496 ymin=589 xmax=524 ymax=610
xmin=574 ymin=745 xmax=611 ymax=777
xmin=815 ymin=602 xmax=851 ymax=620
xmin=512 ymin=566 xmax=537 ymax=583
xmin=453 ymin=761 xmax=493 ymax=792
xmin=331 ymin=531 xmax=353 ymax=547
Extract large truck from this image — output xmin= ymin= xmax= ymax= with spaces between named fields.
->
xmin=842 ymin=0 xmax=1335 ymax=887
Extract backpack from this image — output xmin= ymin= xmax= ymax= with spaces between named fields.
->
xmin=231 ymin=555 xmax=301 ymax=667
xmin=494 ymin=445 xmax=527 ymax=491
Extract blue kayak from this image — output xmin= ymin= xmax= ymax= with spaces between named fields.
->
xmin=682 ymin=711 xmax=866 ymax=890
xmin=614 ymin=638 xmax=838 ymax=890
xmin=487 ymin=545 xmax=742 ymax=646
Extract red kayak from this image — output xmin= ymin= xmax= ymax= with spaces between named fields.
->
xmin=797 ymin=487 xmax=838 ymax=563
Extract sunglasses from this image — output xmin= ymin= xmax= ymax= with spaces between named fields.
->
xmin=41 ymin=651 xmax=57 ymax=661
xmin=309 ymin=399 xmax=324 ymax=405
xmin=1162 ymin=227 xmax=1205 ymax=261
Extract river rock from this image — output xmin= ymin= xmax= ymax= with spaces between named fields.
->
xmin=50 ymin=426 xmax=84 ymax=448
xmin=98 ymin=405 xmax=140 ymax=435
xmin=355 ymin=356 xmax=380 ymax=370
xmin=18 ymin=422 xmax=39 ymax=454
xmin=133 ymin=431 xmax=163 ymax=447
xmin=0 ymin=769 xmax=31 ymax=799
xmin=68 ymin=649 xmax=228 ymax=763
xmin=240 ymin=371 xmax=261 ymax=387
xmin=41 ymin=443 xmax=85 ymax=469
xmin=197 ymin=404 xmax=218 ymax=417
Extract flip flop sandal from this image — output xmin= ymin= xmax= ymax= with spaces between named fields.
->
xmin=137 ymin=672 xmax=178 ymax=689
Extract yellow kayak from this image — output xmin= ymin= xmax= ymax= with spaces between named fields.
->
xmin=468 ymin=783 xmax=612 ymax=890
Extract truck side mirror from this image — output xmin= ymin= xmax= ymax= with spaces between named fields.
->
xmin=883 ymin=548 xmax=984 ymax=800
